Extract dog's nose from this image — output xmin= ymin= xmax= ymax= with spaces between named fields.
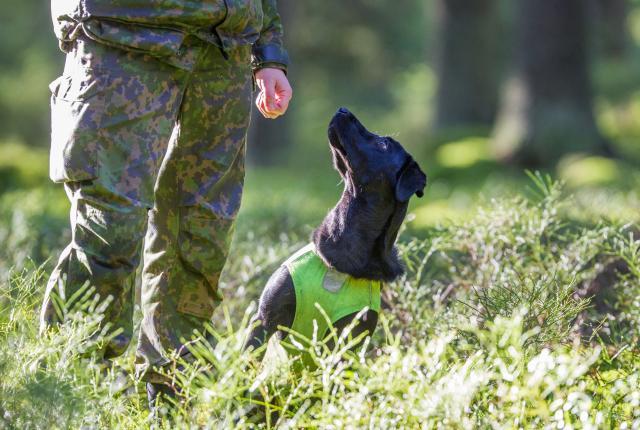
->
xmin=337 ymin=107 xmax=351 ymax=116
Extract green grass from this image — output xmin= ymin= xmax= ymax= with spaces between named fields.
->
xmin=0 ymin=161 xmax=639 ymax=428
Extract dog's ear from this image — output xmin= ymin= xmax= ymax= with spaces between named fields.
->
xmin=395 ymin=158 xmax=427 ymax=202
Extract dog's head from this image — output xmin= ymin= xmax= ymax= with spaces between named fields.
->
xmin=328 ymin=107 xmax=427 ymax=203
xmin=319 ymin=108 xmax=427 ymax=281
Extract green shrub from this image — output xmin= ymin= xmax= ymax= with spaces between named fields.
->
xmin=0 ymin=187 xmax=68 ymax=278
xmin=0 ymin=175 xmax=638 ymax=429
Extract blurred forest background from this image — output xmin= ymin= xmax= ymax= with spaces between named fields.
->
xmin=1 ymin=3 xmax=640 ymax=427
xmin=0 ymin=0 xmax=639 ymax=272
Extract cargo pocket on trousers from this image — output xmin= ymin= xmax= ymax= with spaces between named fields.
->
xmin=49 ymin=70 xmax=109 ymax=183
xmin=176 ymin=209 xmax=235 ymax=319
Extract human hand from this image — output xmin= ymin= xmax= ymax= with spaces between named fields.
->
xmin=254 ymin=68 xmax=292 ymax=119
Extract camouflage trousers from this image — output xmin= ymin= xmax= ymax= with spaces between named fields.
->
xmin=40 ymin=35 xmax=253 ymax=381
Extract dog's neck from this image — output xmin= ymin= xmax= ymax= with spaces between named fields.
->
xmin=312 ymin=189 xmax=406 ymax=282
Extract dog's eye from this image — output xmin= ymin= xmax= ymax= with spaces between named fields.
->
xmin=377 ymin=140 xmax=388 ymax=151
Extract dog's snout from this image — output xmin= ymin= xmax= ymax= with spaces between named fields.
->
xmin=336 ymin=107 xmax=354 ymax=119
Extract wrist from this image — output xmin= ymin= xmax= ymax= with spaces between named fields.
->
xmin=251 ymin=43 xmax=289 ymax=73
xmin=253 ymin=63 xmax=288 ymax=75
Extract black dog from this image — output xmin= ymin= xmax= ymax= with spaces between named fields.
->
xmin=245 ymin=108 xmax=427 ymax=358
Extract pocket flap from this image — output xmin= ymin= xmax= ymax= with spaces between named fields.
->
xmin=48 ymin=75 xmax=68 ymax=96
xmin=49 ymin=72 xmax=106 ymax=102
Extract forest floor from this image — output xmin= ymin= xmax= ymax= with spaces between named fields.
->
xmin=0 ymin=139 xmax=639 ymax=428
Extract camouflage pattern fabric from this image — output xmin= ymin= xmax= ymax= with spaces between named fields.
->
xmin=40 ymin=34 xmax=253 ymax=381
xmin=51 ymin=0 xmax=288 ymax=70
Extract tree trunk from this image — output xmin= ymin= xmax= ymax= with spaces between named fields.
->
xmin=492 ymin=0 xmax=607 ymax=166
xmin=593 ymin=0 xmax=629 ymax=59
xmin=434 ymin=0 xmax=501 ymax=132
xmin=246 ymin=0 xmax=295 ymax=166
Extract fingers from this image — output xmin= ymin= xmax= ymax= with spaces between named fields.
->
xmin=262 ymin=80 xmax=281 ymax=119
xmin=255 ymin=91 xmax=272 ymax=119
xmin=263 ymin=78 xmax=278 ymax=113
xmin=255 ymin=82 xmax=278 ymax=119
xmin=254 ymin=68 xmax=293 ymax=120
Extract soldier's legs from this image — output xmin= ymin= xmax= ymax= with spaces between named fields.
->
xmin=41 ymin=35 xmax=183 ymax=358
xmin=42 ymin=182 xmax=148 ymax=357
xmin=136 ymin=45 xmax=253 ymax=381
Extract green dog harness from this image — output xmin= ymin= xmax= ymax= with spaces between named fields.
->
xmin=284 ymin=243 xmax=382 ymax=343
